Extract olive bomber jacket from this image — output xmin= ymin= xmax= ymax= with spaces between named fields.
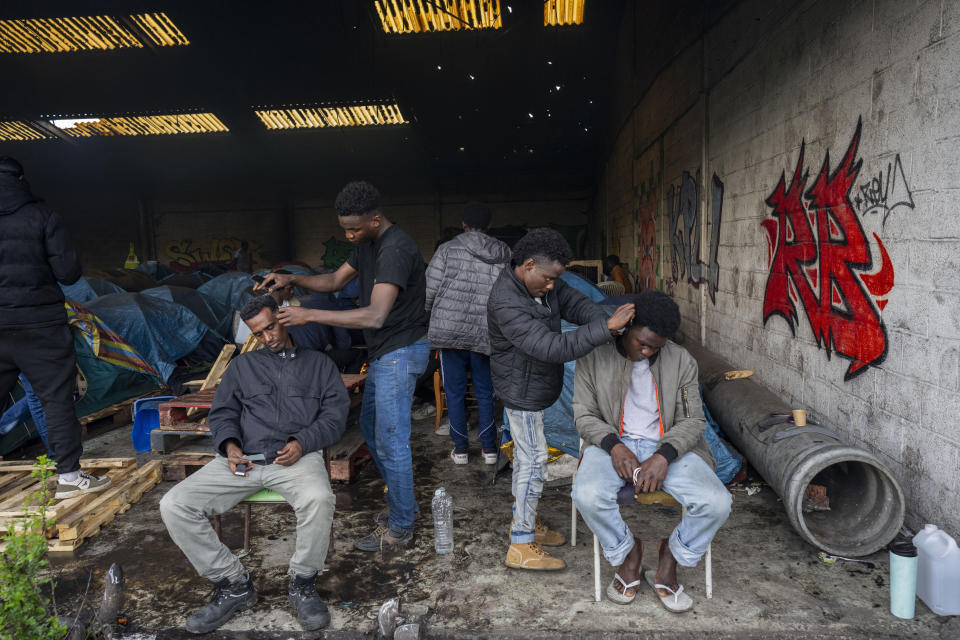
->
xmin=573 ymin=338 xmax=715 ymax=469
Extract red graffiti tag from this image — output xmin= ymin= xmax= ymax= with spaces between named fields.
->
xmin=762 ymin=120 xmax=894 ymax=380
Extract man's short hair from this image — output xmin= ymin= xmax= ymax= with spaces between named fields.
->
xmin=462 ymin=201 xmax=492 ymax=230
xmin=240 ymin=294 xmax=278 ymax=322
xmin=511 ymin=228 xmax=573 ymax=267
xmin=335 ymin=181 xmax=381 ymax=217
xmin=0 ymin=157 xmax=24 ymax=177
xmin=628 ymin=290 xmax=681 ymax=338
xmin=603 ymin=255 xmax=621 ymax=271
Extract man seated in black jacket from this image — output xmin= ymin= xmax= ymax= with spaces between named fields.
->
xmin=487 ymin=228 xmax=634 ymax=571
xmin=159 ymin=295 xmax=349 ymax=634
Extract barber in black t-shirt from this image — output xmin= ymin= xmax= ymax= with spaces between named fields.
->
xmin=257 ymin=181 xmax=429 ymax=552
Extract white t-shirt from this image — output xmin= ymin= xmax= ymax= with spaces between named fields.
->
xmin=621 ymin=359 xmax=661 ymax=441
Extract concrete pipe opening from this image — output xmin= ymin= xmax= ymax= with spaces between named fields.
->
xmin=790 ymin=449 xmax=905 ymax=557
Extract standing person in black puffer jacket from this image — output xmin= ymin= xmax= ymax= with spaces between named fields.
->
xmin=488 ymin=228 xmax=635 ymax=571
xmin=0 ymin=157 xmax=111 ymax=498
xmin=425 ymin=202 xmax=511 ymax=466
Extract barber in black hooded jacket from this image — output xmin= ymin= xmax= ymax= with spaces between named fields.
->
xmin=0 ymin=156 xmax=111 ymax=498
xmin=487 ymin=228 xmax=634 ymax=571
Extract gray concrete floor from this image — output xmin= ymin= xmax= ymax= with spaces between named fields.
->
xmin=21 ymin=417 xmax=958 ymax=638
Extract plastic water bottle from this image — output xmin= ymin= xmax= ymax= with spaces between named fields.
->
xmin=432 ymin=487 xmax=454 ymax=554
xmin=913 ymin=524 xmax=960 ymax=616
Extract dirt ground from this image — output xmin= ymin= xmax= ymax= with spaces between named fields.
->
xmin=18 ymin=416 xmax=958 ymax=639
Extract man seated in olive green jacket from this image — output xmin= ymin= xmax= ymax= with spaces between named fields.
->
xmin=571 ymin=290 xmax=730 ymax=613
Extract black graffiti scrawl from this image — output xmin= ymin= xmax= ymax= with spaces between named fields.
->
xmin=666 ymin=169 xmax=724 ymax=303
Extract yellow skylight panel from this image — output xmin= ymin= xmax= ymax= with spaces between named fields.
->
xmin=254 ymin=103 xmax=409 ymax=130
xmin=544 ymin=0 xmax=585 ymax=26
xmin=374 ymin=0 xmax=502 ymax=34
xmin=0 ymin=121 xmax=52 ymax=141
xmin=129 ymin=12 xmax=190 ymax=47
xmin=0 ymin=13 xmax=189 ymax=53
xmin=51 ymin=113 xmax=228 ymax=137
xmin=0 ymin=16 xmax=141 ymax=53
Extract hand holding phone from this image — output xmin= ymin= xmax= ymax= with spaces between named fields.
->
xmin=234 ymin=462 xmax=249 ymax=476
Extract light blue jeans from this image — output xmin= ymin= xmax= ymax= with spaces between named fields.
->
xmin=360 ymin=339 xmax=429 ymax=534
xmin=572 ymin=437 xmax=731 ymax=567
xmin=505 ymin=409 xmax=548 ymax=544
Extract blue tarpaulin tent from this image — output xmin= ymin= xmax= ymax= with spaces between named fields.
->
xmin=85 ymin=293 xmax=212 ymax=382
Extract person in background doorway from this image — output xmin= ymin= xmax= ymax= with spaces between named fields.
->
xmin=233 ymin=240 xmax=254 ymax=273
xmin=487 ymin=228 xmax=635 ymax=571
xmin=603 ymin=254 xmax=634 ymax=294
xmin=425 ymin=201 xmax=510 ymax=465
xmin=0 ymin=156 xmax=111 ymax=498
xmin=256 ymin=180 xmax=429 ymax=552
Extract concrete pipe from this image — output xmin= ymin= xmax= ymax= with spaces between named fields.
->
xmin=685 ymin=343 xmax=905 ymax=557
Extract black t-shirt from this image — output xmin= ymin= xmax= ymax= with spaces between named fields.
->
xmin=346 ymin=224 xmax=427 ymax=361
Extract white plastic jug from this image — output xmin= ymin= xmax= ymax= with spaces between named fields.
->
xmin=912 ymin=524 xmax=960 ymax=615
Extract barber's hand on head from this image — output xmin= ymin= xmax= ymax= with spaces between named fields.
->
xmin=633 ymin=452 xmax=669 ymax=495
xmin=606 ymin=303 xmax=636 ymax=334
xmin=253 ymin=271 xmax=296 ymax=293
xmin=276 ymin=305 xmax=311 ymax=327
xmin=274 ymin=439 xmax=303 ymax=466
xmin=225 ymin=441 xmax=252 ymax=477
xmin=610 ymin=443 xmax=642 ymax=483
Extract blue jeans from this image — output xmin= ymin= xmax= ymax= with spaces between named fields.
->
xmin=505 ymin=409 xmax=547 ymax=544
xmin=21 ymin=376 xmax=52 ymax=452
xmin=360 ymin=339 xmax=429 ymax=534
xmin=439 ymin=349 xmax=496 ymax=453
xmin=0 ymin=376 xmax=53 ymax=454
xmin=572 ymin=438 xmax=731 ymax=567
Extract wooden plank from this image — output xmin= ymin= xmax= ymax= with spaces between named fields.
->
xmin=0 ymin=457 xmax=136 ymax=473
xmin=240 ymin=333 xmax=261 ymax=353
xmin=0 ymin=470 xmax=29 ymax=490
xmin=187 ymin=344 xmax=236 ymax=418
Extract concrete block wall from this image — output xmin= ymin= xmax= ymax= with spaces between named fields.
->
xmin=601 ymin=0 xmax=960 ymax=535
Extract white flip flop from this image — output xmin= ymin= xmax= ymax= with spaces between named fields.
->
xmin=644 ymin=569 xmax=693 ymax=613
xmin=606 ymin=572 xmax=644 ymax=604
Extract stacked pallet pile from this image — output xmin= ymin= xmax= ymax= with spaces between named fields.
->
xmin=0 ymin=457 xmax=161 ymax=552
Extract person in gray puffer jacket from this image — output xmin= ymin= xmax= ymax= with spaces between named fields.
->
xmin=425 ymin=202 xmax=510 ymax=464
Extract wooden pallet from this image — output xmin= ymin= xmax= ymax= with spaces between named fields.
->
xmin=162 ymin=452 xmax=215 ymax=481
xmin=0 ymin=458 xmax=162 ymax=552
xmin=78 ymin=391 xmax=164 ymax=428
xmin=327 ymin=422 xmax=370 ymax=482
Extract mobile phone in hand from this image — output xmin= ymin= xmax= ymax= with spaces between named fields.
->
xmin=251 ymin=275 xmax=265 ymax=284
xmin=234 ymin=463 xmax=249 ymax=476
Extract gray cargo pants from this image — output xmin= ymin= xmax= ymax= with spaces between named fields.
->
xmin=159 ymin=452 xmax=334 ymax=583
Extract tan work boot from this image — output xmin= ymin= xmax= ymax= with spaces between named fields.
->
xmin=510 ymin=518 xmax=566 ymax=547
xmin=534 ymin=518 xmax=565 ymax=546
xmin=505 ymin=542 xmax=566 ymax=570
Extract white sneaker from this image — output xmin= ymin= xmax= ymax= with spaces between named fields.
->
xmin=450 ymin=450 xmax=468 ymax=465
xmin=55 ymin=472 xmax=112 ymax=499
xmin=482 ymin=451 xmax=498 ymax=465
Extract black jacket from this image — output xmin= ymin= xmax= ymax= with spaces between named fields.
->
xmin=208 ymin=346 xmax=350 ymax=463
xmin=487 ymin=268 xmax=610 ymax=411
xmin=0 ymin=174 xmax=82 ymax=328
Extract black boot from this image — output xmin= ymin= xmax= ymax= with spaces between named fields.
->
xmin=185 ymin=573 xmax=257 ymax=634
xmin=288 ymin=573 xmax=331 ymax=631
